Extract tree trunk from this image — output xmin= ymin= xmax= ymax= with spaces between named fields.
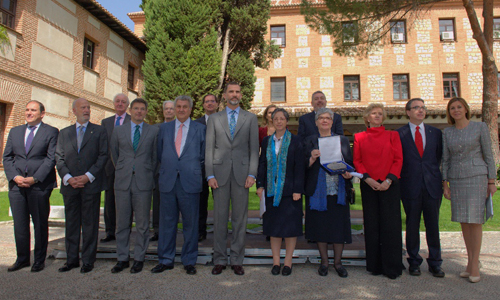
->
xmin=217 ymin=27 xmax=231 ymax=92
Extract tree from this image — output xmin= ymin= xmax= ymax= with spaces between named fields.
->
xmin=0 ymin=25 xmax=11 ymax=55
xmin=301 ymin=0 xmax=499 ymax=165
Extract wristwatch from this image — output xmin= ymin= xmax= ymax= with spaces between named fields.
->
xmin=33 ymin=177 xmax=39 ymax=184
xmin=385 ymin=179 xmax=392 ymax=185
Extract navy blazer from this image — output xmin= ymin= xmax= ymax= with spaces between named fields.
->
xmin=397 ymin=124 xmax=443 ymax=200
xmin=256 ymin=134 xmax=305 ymax=196
xmin=157 ymin=120 xmax=206 ymax=194
xmin=297 ymin=111 xmax=343 ymax=140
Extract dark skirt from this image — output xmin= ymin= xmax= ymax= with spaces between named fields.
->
xmin=305 ymin=195 xmax=352 ymax=244
xmin=263 ymin=195 xmax=303 ymax=238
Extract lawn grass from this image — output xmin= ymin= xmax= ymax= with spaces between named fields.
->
xmin=1 ymin=184 xmax=499 ymax=231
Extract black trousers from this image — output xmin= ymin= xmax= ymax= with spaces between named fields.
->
xmin=361 ymin=180 xmax=402 ymax=277
xmin=402 ymin=187 xmax=442 ymax=267
xmin=198 ymin=180 xmax=210 ymax=236
xmin=9 ymin=187 xmax=52 ymax=264
xmin=63 ymin=191 xmax=101 ymax=265
xmin=104 ymin=173 xmax=116 ymax=237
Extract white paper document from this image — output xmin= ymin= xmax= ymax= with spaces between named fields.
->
xmin=318 ymin=136 xmax=342 ymax=165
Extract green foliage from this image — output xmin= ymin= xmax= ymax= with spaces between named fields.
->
xmin=0 ymin=25 xmax=11 ymax=55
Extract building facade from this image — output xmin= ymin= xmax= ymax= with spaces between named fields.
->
xmin=0 ymin=0 xmax=146 ymax=190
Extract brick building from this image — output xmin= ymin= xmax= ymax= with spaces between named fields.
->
xmin=0 ymin=0 xmax=146 ymax=190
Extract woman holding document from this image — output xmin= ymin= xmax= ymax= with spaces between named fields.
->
xmin=353 ymin=103 xmax=403 ymax=279
xmin=257 ymin=108 xmax=305 ymax=276
xmin=304 ymin=108 xmax=353 ymax=278
xmin=442 ymin=97 xmax=497 ymax=283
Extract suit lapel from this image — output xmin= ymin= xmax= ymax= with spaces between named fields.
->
xmin=167 ymin=122 xmax=177 ymax=155
xmin=125 ymin=123 xmax=133 ymax=149
xmin=218 ymin=111 xmax=232 ymax=140
xmin=180 ymin=122 xmax=196 ymax=157
xmin=422 ymin=125 xmax=434 ymax=157
xmin=79 ymin=122 xmax=94 ymax=151
xmin=26 ymin=123 xmax=45 ymax=155
xmin=136 ymin=123 xmax=149 ymax=151
xmin=70 ymin=124 xmax=78 ymax=152
xmin=233 ymin=110 xmax=247 ymax=138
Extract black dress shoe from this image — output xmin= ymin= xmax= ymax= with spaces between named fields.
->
xmin=184 ymin=265 xmax=197 ymax=275
xmin=31 ymin=262 xmax=45 ymax=272
xmin=334 ymin=265 xmax=348 ymax=278
xmin=318 ymin=265 xmax=328 ymax=276
xmin=80 ymin=264 xmax=94 ymax=273
xmin=429 ymin=266 xmax=445 ymax=278
xmin=58 ymin=263 xmax=80 ymax=272
xmin=111 ymin=261 xmax=130 ymax=273
xmin=198 ymin=233 xmax=207 ymax=242
xmin=386 ymin=274 xmax=398 ymax=280
xmin=409 ymin=265 xmax=421 ymax=276
xmin=282 ymin=266 xmax=292 ymax=276
xmin=271 ymin=265 xmax=281 ymax=275
xmin=150 ymin=232 xmax=159 ymax=242
xmin=211 ymin=265 xmax=226 ymax=275
xmin=231 ymin=265 xmax=245 ymax=275
xmin=100 ymin=235 xmax=116 ymax=242
xmin=130 ymin=261 xmax=144 ymax=274
xmin=8 ymin=261 xmax=30 ymax=272
xmin=151 ymin=263 xmax=174 ymax=273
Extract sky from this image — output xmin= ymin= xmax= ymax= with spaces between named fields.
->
xmin=95 ymin=0 xmax=143 ymax=32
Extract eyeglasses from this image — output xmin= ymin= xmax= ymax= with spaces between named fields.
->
xmin=410 ymin=106 xmax=426 ymax=111
xmin=318 ymin=116 xmax=333 ymax=121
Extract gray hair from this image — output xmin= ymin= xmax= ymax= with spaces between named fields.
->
xmin=315 ymin=107 xmax=334 ymax=121
xmin=162 ymin=100 xmax=174 ymax=108
xmin=174 ymin=95 xmax=193 ymax=108
xmin=271 ymin=108 xmax=289 ymax=122
xmin=72 ymin=98 xmax=87 ymax=109
xmin=113 ymin=93 xmax=129 ymax=105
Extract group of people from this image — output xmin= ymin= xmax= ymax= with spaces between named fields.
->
xmin=3 ymin=83 xmax=496 ymax=283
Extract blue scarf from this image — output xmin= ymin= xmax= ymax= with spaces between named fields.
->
xmin=266 ymin=130 xmax=291 ymax=207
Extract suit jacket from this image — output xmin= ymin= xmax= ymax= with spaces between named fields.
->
xmin=297 ymin=111 xmax=343 ymax=141
xmin=256 ymin=134 xmax=304 ymax=196
xmin=55 ymin=123 xmax=108 ymax=196
xmin=205 ymin=109 xmax=259 ymax=186
xmin=195 ymin=115 xmax=207 ymax=126
xmin=110 ymin=122 xmax=158 ymax=191
xmin=3 ymin=122 xmax=59 ymax=191
xmin=158 ymin=120 xmax=206 ymax=193
xmin=303 ymin=134 xmax=353 ymax=196
xmin=101 ymin=114 xmax=131 ymax=177
xmin=397 ymin=123 xmax=443 ymax=200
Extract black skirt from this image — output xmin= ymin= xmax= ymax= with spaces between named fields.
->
xmin=263 ymin=195 xmax=303 ymax=238
xmin=305 ymin=195 xmax=352 ymax=244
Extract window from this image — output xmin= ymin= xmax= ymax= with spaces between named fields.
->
xmin=390 ymin=20 xmax=406 ymax=43
xmin=439 ymin=19 xmax=455 ymax=41
xmin=270 ymin=77 xmax=286 ymax=102
xmin=83 ymin=37 xmax=95 ymax=69
xmin=0 ymin=0 xmax=16 ymax=28
xmin=393 ymin=74 xmax=409 ymax=100
xmin=494 ymin=18 xmax=500 ymax=40
xmin=443 ymin=73 xmax=460 ymax=99
xmin=271 ymin=25 xmax=286 ymax=47
xmin=342 ymin=22 xmax=358 ymax=44
xmin=344 ymin=75 xmax=360 ymax=101
xmin=128 ymin=65 xmax=135 ymax=90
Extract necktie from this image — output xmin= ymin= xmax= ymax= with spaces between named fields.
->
xmin=415 ymin=126 xmax=424 ymax=157
xmin=115 ymin=116 xmax=122 ymax=127
xmin=133 ymin=125 xmax=140 ymax=152
xmin=25 ymin=125 xmax=37 ymax=154
xmin=175 ymin=123 xmax=183 ymax=157
xmin=229 ymin=110 xmax=236 ymax=140
xmin=77 ymin=125 xmax=85 ymax=152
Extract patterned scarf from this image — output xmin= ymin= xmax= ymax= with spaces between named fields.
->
xmin=266 ymin=130 xmax=292 ymax=207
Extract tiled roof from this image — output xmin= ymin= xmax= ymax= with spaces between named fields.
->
xmin=271 ymin=0 xmax=324 ymax=7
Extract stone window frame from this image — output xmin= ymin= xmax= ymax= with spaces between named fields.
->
xmin=497 ymin=72 xmax=500 ymax=97
xmin=270 ymin=77 xmax=286 ymax=102
xmin=83 ymin=37 xmax=96 ymax=70
xmin=494 ymin=17 xmax=500 ymax=40
xmin=438 ymin=19 xmax=456 ymax=42
xmin=270 ymin=25 xmax=286 ymax=48
xmin=393 ymin=74 xmax=410 ymax=100
xmin=342 ymin=21 xmax=358 ymax=45
xmin=443 ymin=73 xmax=460 ymax=99
xmin=390 ymin=20 xmax=407 ymax=44
xmin=0 ymin=0 xmax=16 ymax=29
xmin=343 ymin=75 xmax=361 ymax=101
xmin=128 ymin=64 xmax=135 ymax=90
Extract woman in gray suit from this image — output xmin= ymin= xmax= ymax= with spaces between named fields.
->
xmin=442 ymin=97 xmax=497 ymax=283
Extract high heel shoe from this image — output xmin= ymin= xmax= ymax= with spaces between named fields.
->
xmin=469 ymin=276 xmax=481 ymax=283
xmin=460 ymin=271 xmax=470 ymax=278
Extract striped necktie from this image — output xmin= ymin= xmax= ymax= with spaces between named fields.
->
xmin=133 ymin=125 xmax=140 ymax=152
xmin=229 ymin=110 xmax=236 ymax=140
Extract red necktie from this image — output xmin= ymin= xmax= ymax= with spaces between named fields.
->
xmin=175 ymin=124 xmax=183 ymax=157
xmin=415 ymin=126 xmax=424 ymax=157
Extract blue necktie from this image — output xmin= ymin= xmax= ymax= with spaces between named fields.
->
xmin=229 ymin=110 xmax=236 ymax=140
xmin=25 ymin=125 xmax=36 ymax=154
xmin=115 ymin=116 xmax=122 ymax=127
xmin=133 ymin=125 xmax=140 ymax=152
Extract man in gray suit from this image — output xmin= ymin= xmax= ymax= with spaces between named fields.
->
xmin=109 ymin=98 xmax=158 ymax=274
xmin=100 ymin=93 xmax=131 ymax=242
xmin=205 ymin=82 xmax=259 ymax=275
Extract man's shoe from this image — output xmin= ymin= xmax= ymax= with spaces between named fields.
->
xmin=429 ymin=266 xmax=445 ymax=278
xmin=282 ymin=266 xmax=292 ymax=276
xmin=100 ymin=235 xmax=116 ymax=242
xmin=409 ymin=265 xmax=421 ymax=276
xmin=198 ymin=233 xmax=207 ymax=242
xmin=8 ymin=261 xmax=30 ymax=272
xmin=184 ymin=265 xmax=197 ymax=275
xmin=31 ymin=262 xmax=45 ymax=272
xmin=334 ymin=265 xmax=348 ymax=278
xmin=231 ymin=265 xmax=244 ymax=275
xmin=151 ymin=263 xmax=174 ymax=273
xmin=318 ymin=265 xmax=328 ymax=276
xmin=58 ymin=263 xmax=79 ymax=272
xmin=211 ymin=265 xmax=226 ymax=275
xmin=150 ymin=232 xmax=159 ymax=242
xmin=111 ymin=261 xmax=130 ymax=273
xmin=130 ymin=261 xmax=144 ymax=274
xmin=80 ymin=264 xmax=93 ymax=273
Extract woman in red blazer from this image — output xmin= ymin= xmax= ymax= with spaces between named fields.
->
xmin=353 ymin=103 xmax=403 ymax=280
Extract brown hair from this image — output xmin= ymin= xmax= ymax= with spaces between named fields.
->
xmin=446 ymin=97 xmax=470 ymax=125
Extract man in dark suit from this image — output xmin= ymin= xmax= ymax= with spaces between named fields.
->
xmin=152 ymin=95 xmax=205 ymax=275
xmin=3 ymin=100 xmax=59 ymax=272
xmin=109 ymin=98 xmax=158 ymax=274
xmin=55 ymin=98 xmax=108 ymax=273
xmin=397 ymin=98 xmax=445 ymax=278
xmin=194 ymin=94 xmax=217 ymax=242
xmin=100 ymin=93 xmax=130 ymax=242
xmin=297 ymin=91 xmax=343 ymax=139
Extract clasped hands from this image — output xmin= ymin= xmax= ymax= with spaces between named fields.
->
xmin=68 ymin=175 xmax=90 ymax=189
xmin=14 ymin=176 xmax=36 ymax=188
xmin=365 ymin=177 xmax=391 ymax=191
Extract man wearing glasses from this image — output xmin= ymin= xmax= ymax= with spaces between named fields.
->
xmin=397 ymin=98 xmax=445 ymax=278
